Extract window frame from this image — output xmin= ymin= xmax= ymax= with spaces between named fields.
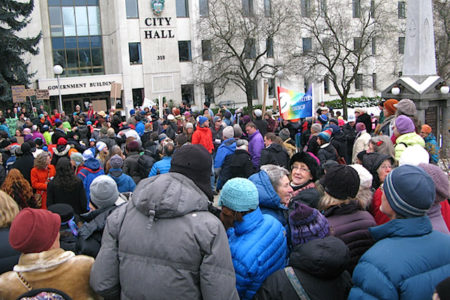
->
xmin=398 ymin=1 xmax=406 ymax=19
xmin=128 ymin=42 xmax=142 ymax=64
xmin=199 ymin=0 xmax=209 ymax=17
xmin=352 ymin=0 xmax=361 ymax=18
xmin=125 ymin=0 xmax=139 ymax=19
xmin=204 ymin=83 xmax=215 ymax=103
xmin=244 ymin=38 xmax=256 ymax=59
xmin=242 ymin=0 xmax=254 ymax=17
xmin=301 ymin=0 xmax=311 ymax=18
xmin=398 ymin=36 xmax=405 ymax=54
xmin=355 ymin=74 xmax=363 ymax=91
xmin=302 ymin=37 xmax=312 ymax=53
xmin=202 ymin=40 xmax=212 ymax=61
xmin=266 ymin=38 xmax=274 ymax=58
xmin=264 ymin=0 xmax=271 ymax=17
xmin=176 ymin=0 xmax=189 ymax=18
xmin=178 ymin=40 xmax=192 ymax=62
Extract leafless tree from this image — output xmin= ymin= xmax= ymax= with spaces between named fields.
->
xmin=293 ymin=0 xmax=397 ymax=118
xmin=196 ymin=0 xmax=296 ymax=112
xmin=434 ymin=0 xmax=450 ymax=81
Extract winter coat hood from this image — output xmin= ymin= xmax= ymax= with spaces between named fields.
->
xmin=249 ymin=170 xmax=285 ymax=211
xmin=132 ymin=172 xmax=209 ymax=223
xmin=290 ymin=236 xmax=350 ymax=279
xmin=84 ymin=157 xmax=101 ymax=170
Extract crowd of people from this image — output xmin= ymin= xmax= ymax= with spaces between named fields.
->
xmin=0 ymin=98 xmax=449 ymax=300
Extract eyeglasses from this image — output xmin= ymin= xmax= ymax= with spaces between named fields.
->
xmin=292 ymin=166 xmax=310 ymax=173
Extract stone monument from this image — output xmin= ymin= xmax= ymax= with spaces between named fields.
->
xmin=382 ymin=0 xmax=449 ymax=158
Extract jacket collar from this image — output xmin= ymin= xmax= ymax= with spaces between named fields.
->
xmin=14 ymin=248 xmax=75 ymax=272
xmin=232 ymin=208 xmax=264 ymax=236
xmin=369 ymin=216 xmax=433 ymax=241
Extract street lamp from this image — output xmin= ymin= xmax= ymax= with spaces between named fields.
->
xmin=53 ymin=65 xmax=64 ymax=113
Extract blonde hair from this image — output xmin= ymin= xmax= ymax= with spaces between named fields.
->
xmin=0 ymin=190 xmax=20 ymax=228
xmin=319 ymin=192 xmax=352 ymax=211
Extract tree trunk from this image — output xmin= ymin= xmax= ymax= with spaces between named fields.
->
xmin=245 ymin=82 xmax=254 ymax=114
xmin=342 ymin=96 xmax=348 ymax=119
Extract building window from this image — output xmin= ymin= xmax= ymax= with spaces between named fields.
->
xmin=372 ymin=73 xmax=377 ymax=90
xmin=372 ymin=38 xmax=376 ymax=55
xmin=355 ymin=74 xmax=363 ymax=91
xmin=370 ymin=0 xmax=375 ymax=18
xmin=304 ymin=79 xmax=310 ymax=92
xmin=266 ymin=38 xmax=274 ymax=58
xmin=242 ymin=0 xmax=254 ymax=16
xmin=352 ymin=0 xmax=361 ymax=18
xmin=398 ymin=37 xmax=405 ymax=54
xmin=244 ymin=38 xmax=256 ymax=59
xmin=251 ymin=80 xmax=258 ymax=99
xmin=398 ymin=1 xmax=406 ymax=19
xmin=202 ymin=40 xmax=212 ymax=61
xmin=126 ymin=0 xmax=139 ymax=18
xmin=181 ymin=84 xmax=195 ymax=104
xmin=264 ymin=0 xmax=271 ymax=17
xmin=178 ymin=41 xmax=192 ymax=61
xmin=302 ymin=38 xmax=312 ymax=53
xmin=199 ymin=0 xmax=209 ymax=17
xmin=301 ymin=0 xmax=311 ymax=18
xmin=354 ymin=37 xmax=362 ymax=51
xmin=176 ymin=0 xmax=189 ymax=17
xmin=49 ymin=0 xmax=104 ymax=76
xmin=320 ymin=0 xmax=327 ymax=16
xmin=204 ymin=83 xmax=214 ymax=103
xmin=132 ymin=88 xmax=144 ymax=107
xmin=128 ymin=42 xmax=142 ymax=64
xmin=268 ymin=78 xmax=275 ymax=97
xmin=324 ymin=77 xmax=329 ymax=94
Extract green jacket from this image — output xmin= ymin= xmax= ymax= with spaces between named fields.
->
xmin=394 ymin=132 xmax=425 ymax=161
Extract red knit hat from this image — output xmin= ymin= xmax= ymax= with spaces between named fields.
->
xmin=9 ymin=208 xmax=61 ymax=253
xmin=384 ymin=99 xmax=399 ymax=115
xmin=57 ymin=137 xmax=67 ymax=145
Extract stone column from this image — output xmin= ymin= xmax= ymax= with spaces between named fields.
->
xmin=442 ymin=99 xmax=450 ymax=159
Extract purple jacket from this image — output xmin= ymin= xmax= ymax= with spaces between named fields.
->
xmin=323 ymin=203 xmax=376 ymax=273
xmin=248 ymin=130 xmax=264 ymax=169
xmin=32 ymin=132 xmax=46 ymax=145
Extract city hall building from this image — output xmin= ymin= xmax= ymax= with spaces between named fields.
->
xmin=23 ymin=0 xmax=407 ymax=115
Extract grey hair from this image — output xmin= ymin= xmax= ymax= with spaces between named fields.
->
xmin=261 ymin=164 xmax=289 ymax=190
xmin=311 ymin=123 xmax=322 ymax=133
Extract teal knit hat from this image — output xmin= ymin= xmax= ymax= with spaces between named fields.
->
xmin=218 ymin=178 xmax=259 ymax=212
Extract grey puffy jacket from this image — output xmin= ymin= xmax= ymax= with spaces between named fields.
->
xmin=90 ymin=172 xmax=239 ymax=300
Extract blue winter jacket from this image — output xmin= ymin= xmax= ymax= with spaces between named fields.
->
xmin=148 ymin=156 xmax=172 ymax=177
xmin=214 ymin=138 xmax=236 ymax=168
xmin=249 ymin=170 xmax=289 ymax=230
xmin=78 ymin=158 xmax=104 ymax=208
xmin=108 ymin=169 xmax=136 ymax=193
xmin=135 ymin=121 xmax=145 ymax=137
xmin=424 ymin=133 xmax=440 ymax=164
xmin=227 ymin=208 xmax=287 ymax=300
xmin=349 ymin=216 xmax=450 ymax=300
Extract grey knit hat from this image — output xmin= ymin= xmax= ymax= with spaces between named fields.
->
xmin=90 ymin=175 xmax=119 ymax=209
xmin=222 ymin=126 xmax=234 ymax=140
xmin=109 ymin=154 xmax=123 ymax=169
xmin=394 ymin=99 xmax=417 ymax=116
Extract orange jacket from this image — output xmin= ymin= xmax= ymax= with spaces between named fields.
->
xmin=30 ymin=165 xmax=56 ymax=209
xmin=192 ymin=126 xmax=214 ymax=154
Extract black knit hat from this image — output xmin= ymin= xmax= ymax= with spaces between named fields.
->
xmin=290 ymin=152 xmax=320 ymax=181
xmin=170 ymin=144 xmax=213 ymax=201
xmin=320 ymin=165 xmax=360 ymax=199
xmin=48 ymin=203 xmax=74 ymax=223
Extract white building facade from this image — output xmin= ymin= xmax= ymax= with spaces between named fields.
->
xmin=23 ymin=0 xmax=408 ymax=114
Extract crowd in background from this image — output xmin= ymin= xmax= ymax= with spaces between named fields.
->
xmin=0 ymin=98 xmax=449 ymax=300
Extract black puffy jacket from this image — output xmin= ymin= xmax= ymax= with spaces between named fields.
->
xmin=254 ymin=236 xmax=353 ymax=300
xmin=260 ymin=143 xmax=290 ymax=170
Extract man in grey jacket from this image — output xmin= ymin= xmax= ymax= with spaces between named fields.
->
xmin=90 ymin=144 xmax=239 ymax=300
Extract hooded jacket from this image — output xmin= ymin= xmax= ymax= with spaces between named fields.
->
xmin=90 ymin=172 xmax=239 ymax=300
xmin=317 ymin=142 xmax=337 ymax=165
xmin=349 ymin=217 xmax=450 ymax=300
xmin=423 ymin=133 xmax=439 ymax=164
xmin=78 ymin=158 xmax=104 ymax=204
xmin=249 ymin=171 xmax=288 ymax=230
xmin=248 ymin=130 xmax=265 ymax=168
xmin=123 ymin=151 xmax=141 ymax=184
xmin=254 ymin=236 xmax=353 ymax=300
xmin=108 ymin=169 xmax=136 ymax=193
xmin=214 ymin=138 xmax=236 ymax=169
xmin=228 ymin=208 xmax=287 ymax=300
xmin=192 ymin=126 xmax=214 ymax=154
xmin=394 ymin=132 xmax=425 ymax=161
xmin=260 ymin=143 xmax=290 ymax=170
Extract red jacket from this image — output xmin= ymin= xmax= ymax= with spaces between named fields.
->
xmin=370 ymin=187 xmax=390 ymax=225
xmin=192 ymin=126 xmax=214 ymax=154
xmin=30 ymin=165 xmax=56 ymax=209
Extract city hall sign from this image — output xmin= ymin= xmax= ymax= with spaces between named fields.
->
xmin=143 ymin=17 xmax=175 ymax=39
